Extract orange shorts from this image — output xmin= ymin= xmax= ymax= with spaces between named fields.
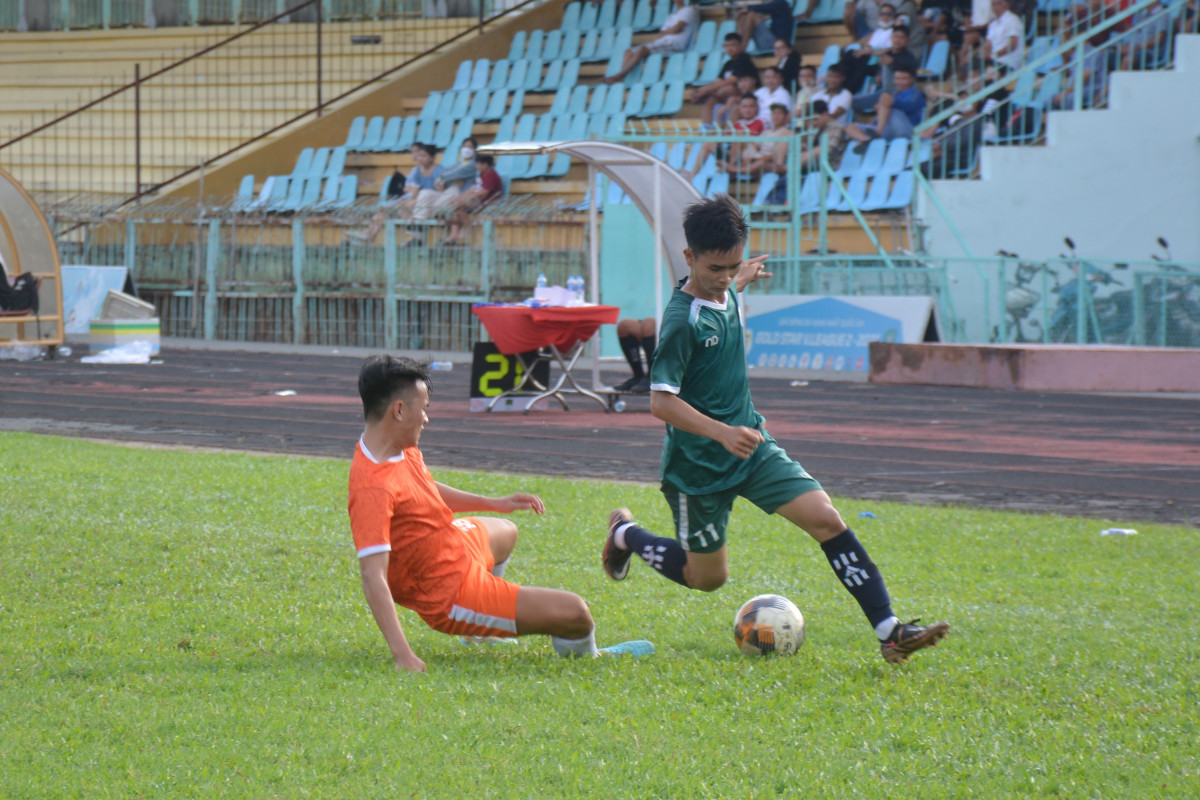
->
xmin=421 ymin=517 xmax=521 ymax=639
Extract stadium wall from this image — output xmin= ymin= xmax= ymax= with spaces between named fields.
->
xmin=918 ymin=35 xmax=1200 ymax=341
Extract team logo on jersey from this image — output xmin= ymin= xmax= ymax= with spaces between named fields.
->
xmin=704 ymin=335 xmax=719 ymax=348
xmin=452 ymin=519 xmax=474 ymax=532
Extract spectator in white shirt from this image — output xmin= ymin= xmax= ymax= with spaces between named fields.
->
xmin=754 ymin=67 xmax=793 ymax=126
xmin=603 ymin=0 xmax=700 ymax=84
xmin=984 ymin=0 xmax=1025 ymax=72
xmin=804 ymin=63 xmax=853 ymax=128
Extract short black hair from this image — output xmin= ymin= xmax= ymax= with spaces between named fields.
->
xmin=799 ymin=64 xmax=817 ymax=74
xmin=811 ymin=99 xmax=829 ymax=114
xmin=683 ymin=194 xmax=748 ymax=256
xmin=893 ymin=66 xmax=916 ymax=78
xmin=892 ymin=23 xmax=910 ymax=36
xmin=412 ymin=142 xmax=436 ymax=157
xmin=825 ymin=63 xmax=846 ymax=77
xmin=475 ymin=153 xmax=495 ymax=166
xmin=723 ymin=32 xmax=743 ymax=43
xmin=358 ymin=355 xmax=430 ymax=421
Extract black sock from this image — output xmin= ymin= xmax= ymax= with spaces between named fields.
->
xmin=640 ymin=335 xmax=656 ymax=373
xmin=820 ymin=528 xmax=895 ymax=629
xmin=619 ymin=335 xmax=644 ymax=378
xmin=618 ymin=521 xmax=689 ymax=587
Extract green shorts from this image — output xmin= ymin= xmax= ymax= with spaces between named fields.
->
xmin=661 ymin=439 xmax=823 ymax=554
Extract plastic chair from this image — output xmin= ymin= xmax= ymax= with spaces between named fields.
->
xmin=659 ymin=81 xmax=685 ymax=115
xmin=507 ymin=60 xmax=530 ymax=92
xmin=751 ymin=172 xmax=779 ymax=205
xmin=706 ymin=171 xmax=730 ymax=198
xmin=918 ymin=40 xmax=949 ymax=79
xmin=639 ymin=52 xmax=665 ymax=85
xmin=603 ymin=85 xmax=627 ymax=115
xmin=328 ymin=174 xmax=358 ymax=210
xmin=877 ymin=138 xmax=909 ymax=177
xmin=487 ymin=59 xmax=511 ymax=92
xmin=280 ymin=174 xmax=308 ymax=211
xmin=558 ymin=58 xmax=581 ymax=90
xmin=605 ymin=112 xmax=626 ymax=136
xmin=593 ymin=28 xmax=617 ymax=63
xmin=542 ymin=29 xmax=563 ymax=62
xmin=548 ymin=85 xmax=572 ymax=116
xmin=250 ymin=176 xmax=283 ymax=212
xmin=469 ymin=59 xmax=490 ymax=91
xmin=579 ymin=1 xmax=598 ymax=30
xmin=508 ymin=31 xmax=527 ymax=61
xmin=666 ymin=142 xmax=688 ymax=170
xmin=648 ymin=141 xmax=668 ymax=161
xmin=587 ymin=84 xmax=610 ymax=115
xmin=567 ymin=84 xmax=591 ymax=114
xmin=418 ymin=92 xmax=443 ymax=121
xmin=621 ymin=84 xmax=645 ymax=116
xmin=526 ymin=29 xmax=546 ymax=62
xmin=854 ymin=138 xmax=887 ymax=177
xmin=586 ymin=112 xmax=610 ymax=137
xmin=638 ymin=82 xmax=665 ymax=116
xmin=693 ymin=20 xmax=716 ymax=54
xmin=324 ymin=147 xmax=347 ymax=178
xmin=615 ymin=0 xmax=635 ymax=30
xmin=307 ymin=147 xmax=331 ymax=179
xmin=446 ymin=90 xmax=472 ymax=120
xmin=578 ymin=29 xmax=600 ymax=61
xmin=690 ymin=171 xmax=710 ymax=195
xmin=342 ymin=118 xmax=365 ymax=150
xmin=857 ymin=173 xmax=893 ymax=210
xmin=414 ymin=117 xmax=436 ymax=146
xmin=562 ymin=1 xmax=582 ymax=31
xmin=880 ymin=170 xmax=912 ymax=209
xmin=310 ymin=175 xmax=338 ymax=210
xmin=452 ymin=60 xmax=473 ymax=91
xmin=467 ymin=89 xmax=492 ymax=119
xmin=559 ymin=32 xmax=581 ymax=62
xmin=376 ymin=117 xmax=403 ymax=152
xmin=493 ymin=114 xmax=518 ymax=143
xmin=597 ymin=0 xmax=617 ymax=29
xmin=232 ymin=174 xmax=256 ymax=211
xmin=395 ymin=117 xmax=419 ymax=151
xmin=650 ymin=0 xmax=671 ymax=29
xmin=433 ymin=117 xmax=456 ymax=149
xmin=817 ymin=45 xmax=841 ymax=78
xmin=695 ymin=49 xmax=724 ymax=84
xmin=290 ymin=147 xmax=314 ymax=177
xmin=794 ymin=172 xmax=820 ymax=213
xmin=633 ymin=0 xmax=655 ymax=30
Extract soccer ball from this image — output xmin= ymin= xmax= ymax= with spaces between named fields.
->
xmin=733 ymin=594 xmax=806 ymax=656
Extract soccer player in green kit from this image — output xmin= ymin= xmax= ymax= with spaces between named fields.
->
xmin=602 ymin=194 xmax=949 ymax=664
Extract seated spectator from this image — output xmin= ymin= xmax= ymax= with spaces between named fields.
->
xmin=846 ymin=66 xmax=925 ymax=142
xmin=689 ymin=33 xmax=760 ymax=126
xmin=851 ymin=25 xmax=919 ymax=117
xmin=754 ymin=67 xmax=793 ymax=126
xmin=804 ymin=63 xmax=853 ymax=127
xmin=799 ymin=99 xmax=850 ymax=172
xmin=1117 ymin=0 xmax=1173 ymax=70
xmin=843 ymin=0 xmax=886 ymax=39
xmin=715 ymin=73 xmax=761 ymax=126
xmin=982 ymin=0 xmax=1024 ymax=72
xmin=441 ymin=154 xmax=503 ymax=247
xmin=736 ymin=0 xmax=795 ymax=54
xmin=772 ymin=38 xmax=802 ymax=94
xmin=350 ymin=143 xmax=442 ymax=244
xmin=603 ymin=0 xmax=700 ymax=85
xmin=793 ymin=64 xmax=819 ymax=116
xmin=613 ymin=317 xmax=656 ymax=393
xmin=421 ymin=137 xmax=478 ymax=216
xmin=745 ymin=102 xmax=794 ymax=177
xmin=839 ymin=3 xmax=898 ymax=93
xmin=683 ymin=94 xmax=765 ymax=180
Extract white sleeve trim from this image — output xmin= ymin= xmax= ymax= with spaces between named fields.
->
xmin=649 ymin=381 xmax=679 ymax=394
xmin=356 ymin=544 xmax=391 ymax=559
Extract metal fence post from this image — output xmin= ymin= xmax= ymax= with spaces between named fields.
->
xmin=205 ymin=219 xmax=219 ymax=340
xmin=384 ymin=220 xmax=398 ymax=348
xmin=125 ymin=218 xmax=137 ymax=278
xmin=292 ymin=219 xmax=305 ymax=344
xmin=480 ymin=219 xmax=494 ymax=299
xmin=134 ymin=64 xmax=141 ymax=199
xmin=315 ymin=0 xmax=323 ymax=117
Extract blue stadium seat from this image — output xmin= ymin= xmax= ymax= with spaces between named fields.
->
xmin=493 ymin=114 xmax=518 ymax=143
xmin=376 ymin=117 xmax=403 ymax=151
xmin=592 ymin=29 xmax=618 ymax=63
xmin=690 ymin=171 xmax=710 ymax=195
xmin=606 ymin=112 xmax=628 ymax=136
xmin=832 ymin=174 xmax=869 ymax=211
xmin=1027 ymin=35 xmax=1063 ymax=73
xmin=469 ymin=60 xmax=490 ymax=91
xmin=880 ymin=170 xmax=912 ymax=209
xmin=414 ymin=117 xmax=436 ymax=146
xmin=666 ymin=141 xmax=688 ymax=170
xmin=342 ymin=118 xmax=365 ymax=150
xmin=508 ymin=30 xmax=527 ymax=61
xmin=281 ymin=174 xmax=309 ymax=211
xmin=706 ymin=171 xmax=730 ymax=198
xmin=310 ymin=175 xmax=338 ymax=210
xmin=567 ymin=84 xmax=591 ymax=114
xmin=452 ymin=60 xmax=473 ymax=91
xmin=638 ymin=52 xmax=665 ymax=85
xmin=432 ymin=117 xmax=456 ymax=149
xmin=604 ymin=85 xmax=627 ymax=115
xmin=907 ymin=140 xmax=932 ymax=168
xmin=487 ymin=59 xmax=511 ymax=91
xmin=648 ymin=141 xmax=668 ymax=161
xmin=693 ymin=20 xmax=717 ymax=54
xmin=326 ymin=174 xmax=359 ymax=210
xmin=526 ymin=30 xmax=546 ymax=62
xmin=586 ymin=112 xmax=610 ymax=137
xmin=587 ymin=84 xmax=609 ymax=115
xmin=446 ymin=90 xmax=472 ymax=120
xmin=817 ymin=45 xmax=841 ymax=78
xmin=548 ymin=84 xmax=572 ymax=116
xmin=538 ymin=58 xmax=562 ymax=92
xmin=507 ymin=59 xmax=530 ymax=91
xmin=854 ymin=138 xmax=887 ymax=177
xmin=307 ymin=147 xmax=331 ymax=178
xmin=679 ymin=50 xmax=702 ymax=84
xmin=752 ymin=171 xmax=779 ymax=205
xmin=877 ymin=138 xmax=909 ymax=177
xmin=559 ymin=58 xmax=581 ymax=90
xmin=918 ymin=40 xmax=949 ymax=79
xmin=597 ymin=0 xmax=617 ymax=29
xmin=232 ymin=174 xmax=256 ymax=211
xmin=467 ymin=89 xmax=491 ymax=119
xmin=659 ymin=80 xmax=685 ymax=114
xmin=834 ymin=142 xmax=862 ymax=178
xmin=579 ymin=1 xmax=599 ymax=30
xmin=395 ymin=117 xmax=419 ymax=151
xmin=562 ymin=1 xmax=582 ymax=31
xmin=633 ymin=0 xmax=656 ymax=31
xmin=682 ymin=142 xmax=704 ymax=173
xmin=615 ymin=0 xmax=635 ymax=30
xmin=251 ymin=175 xmax=287 ymax=212
xmin=622 ymin=84 xmax=645 ymax=116
xmin=290 ymin=147 xmax=314 ymax=177
xmin=606 ymin=176 xmax=629 ymax=205
xmin=481 ymin=89 xmax=516 ymax=121
xmin=857 ymin=173 xmax=893 ymax=211
xmin=442 ymin=117 xmax=476 ymax=164
xmin=559 ymin=31 xmax=581 ymax=62
xmin=579 ymin=29 xmax=600 ymax=61
xmin=794 ymin=172 xmax=819 ymax=213
xmin=418 ymin=92 xmax=443 ymax=121
xmin=324 ymin=147 xmax=347 ymax=178
xmin=695 ymin=49 xmax=724 ymax=84
xmin=638 ymin=82 xmax=665 ymax=116
xmin=542 ymin=29 xmax=563 ymax=61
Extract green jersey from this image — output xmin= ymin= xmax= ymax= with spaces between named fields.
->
xmin=649 ymin=284 xmax=765 ymax=495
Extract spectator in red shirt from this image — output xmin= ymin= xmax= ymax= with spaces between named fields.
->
xmin=442 ymin=154 xmax=503 ymax=247
xmin=683 ymin=94 xmax=765 ymax=181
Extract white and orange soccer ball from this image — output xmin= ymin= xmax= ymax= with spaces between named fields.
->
xmin=733 ymin=594 xmax=806 ymax=656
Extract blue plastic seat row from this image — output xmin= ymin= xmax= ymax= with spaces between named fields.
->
xmin=417 ymin=88 xmax=523 ymax=123
xmin=561 ymin=0 xmax=669 ymax=34
xmin=509 ymin=25 xmax=636 ymax=64
xmin=795 ymin=170 xmax=914 ymax=213
xmin=452 ymin=57 xmax=582 ymax=94
xmin=343 ymin=116 xmax=477 ymax=153
xmin=287 ymin=146 xmax=347 ymax=180
xmin=546 ymin=80 xmax=685 ymax=119
xmin=241 ymin=173 xmax=358 ymax=213
xmin=491 ymin=111 xmax=629 ymax=180
xmin=833 ymin=138 xmax=914 ymax=181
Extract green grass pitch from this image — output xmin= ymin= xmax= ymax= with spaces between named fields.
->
xmin=1 ymin=433 xmax=1195 ymax=798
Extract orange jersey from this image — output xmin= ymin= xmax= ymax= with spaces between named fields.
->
xmin=347 ymin=438 xmax=476 ymax=619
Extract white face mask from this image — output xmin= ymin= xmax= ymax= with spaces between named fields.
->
xmin=460 ymin=147 xmax=476 ymax=163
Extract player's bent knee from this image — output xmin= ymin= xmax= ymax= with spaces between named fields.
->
xmin=686 ymin=565 xmax=729 ymax=592
xmin=559 ymin=594 xmax=594 ymax=638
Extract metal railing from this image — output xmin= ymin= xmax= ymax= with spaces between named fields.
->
xmin=1 ymin=0 xmax=547 ymax=211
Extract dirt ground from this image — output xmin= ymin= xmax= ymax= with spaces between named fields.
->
xmin=2 ymin=344 xmax=1197 ymax=528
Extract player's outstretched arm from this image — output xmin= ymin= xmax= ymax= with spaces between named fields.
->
xmin=359 ymin=552 xmax=426 ymax=673
xmin=650 ymin=391 xmax=764 ymax=460
xmin=735 ymin=253 xmax=773 ymax=292
xmin=435 ymin=483 xmax=545 ymax=515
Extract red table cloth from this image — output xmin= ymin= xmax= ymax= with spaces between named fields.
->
xmin=471 ymin=304 xmax=620 ymax=355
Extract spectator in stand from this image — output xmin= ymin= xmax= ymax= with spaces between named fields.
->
xmin=441 ymin=154 xmax=503 ymax=247
xmin=772 ymin=38 xmax=802 ymax=93
xmin=754 ymin=67 xmax=793 ymax=126
xmin=745 ymin=102 xmax=794 ymax=177
xmin=736 ymin=0 xmax=796 ymax=54
xmin=350 ymin=143 xmax=443 ymax=244
xmin=1117 ymin=0 xmax=1172 ymax=69
xmin=715 ymin=73 xmax=761 ymax=126
xmin=603 ymin=0 xmax=700 ymax=85
xmin=806 ymin=63 xmax=853 ymax=126
xmin=839 ymin=3 xmax=898 ymax=93
xmin=793 ymin=64 xmax=819 ymax=117
xmin=682 ymin=94 xmax=765 ymax=180
xmin=851 ymin=24 xmax=920 ymax=119
xmin=844 ymin=0 xmax=886 ymax=38
xmin=799 ymin=98 xmax=850 ymax=172
xmin=845 ymin=66 xmax=926 ymax=142
xmin=689 ymin=33 xmax=760 ymax=127
xmin=982 ymin=0 xmax=1025 ymax=72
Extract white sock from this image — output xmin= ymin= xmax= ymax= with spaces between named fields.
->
xmin=492 ymin=558 xmax=509 ymax=579
xmin=551 ymin=629 xmax=598 ymax=658
xmin=613 ymin=522 xmax=633 ymax=551
xmin=875 ymin=616 xmax=901 ymax=641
